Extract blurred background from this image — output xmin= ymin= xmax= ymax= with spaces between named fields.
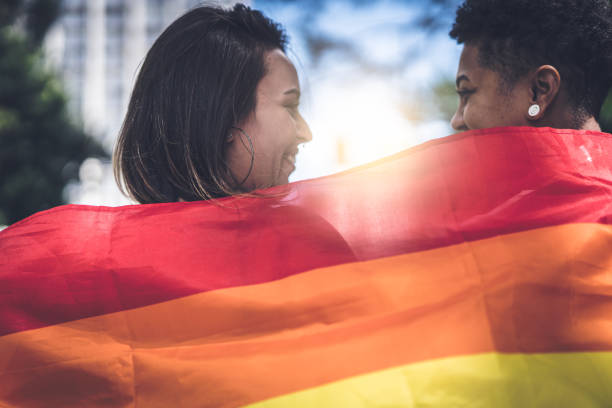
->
xmin=2 ymin=0 xmax=612 ymax=228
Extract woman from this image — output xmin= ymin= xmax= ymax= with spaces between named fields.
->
xmin=114 ymin=4 xmax=312 ymax=203
xmin=0 ymin=5 xmax=358 ymax=405
xmin=449 ymin=0 xmax=612 ymax=132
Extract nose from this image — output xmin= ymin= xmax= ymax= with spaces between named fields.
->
xmin=296 ymin=112 xmax=312 ymax=143
xmin=451 ymin=108 xmax=468 ymax=132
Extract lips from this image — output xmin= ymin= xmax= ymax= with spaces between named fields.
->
xmin=282 ymin=149 xmax=298 ymax=174
xmin=283 ymin=153 xmax=296 ymax=166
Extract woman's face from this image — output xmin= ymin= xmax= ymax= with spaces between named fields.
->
xmin=226 ymin=49 xmax=311 ymax=190
xmin=451 ymin=44 xmax=532 ymax=131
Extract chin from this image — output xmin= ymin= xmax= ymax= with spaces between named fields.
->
xmin=274 ymin=173 xmax=291 ymax=187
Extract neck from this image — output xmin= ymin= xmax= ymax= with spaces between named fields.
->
xmin=580 ymin=116 xmax=601 ymax=132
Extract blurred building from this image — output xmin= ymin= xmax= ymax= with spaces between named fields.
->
xmin=43 ymin=0 xmax=247 ymax=205
xmin=46 ymin=0 xmax=245 ymax=148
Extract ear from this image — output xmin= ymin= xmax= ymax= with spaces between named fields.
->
xmin=526 ymin=65 xmax=561 ymax=121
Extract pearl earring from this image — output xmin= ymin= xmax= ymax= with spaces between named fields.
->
xmin=528 ymin=104 xmax=541 ymax=117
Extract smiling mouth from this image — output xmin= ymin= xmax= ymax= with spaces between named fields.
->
xmin=282 ymin=151 xmax=297 ymax=173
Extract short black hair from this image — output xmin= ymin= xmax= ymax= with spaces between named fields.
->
xmin=114 ymin=4 xmax=288 ymax=203
xmin=450 ymin=0 xmax=612 ymax=123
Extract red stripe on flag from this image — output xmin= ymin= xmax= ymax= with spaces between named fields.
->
xmin=1 ymin=127 xmax=611 ymax=335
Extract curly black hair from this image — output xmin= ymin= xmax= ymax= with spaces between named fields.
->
xmin=450 ymin=0 xmax=612 ymax=123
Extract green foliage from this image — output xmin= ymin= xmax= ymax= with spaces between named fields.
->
xmin=599 ymin=90 xmax=612 ymax=133
xmin=0 ymin=1 xmax=107 ymax=226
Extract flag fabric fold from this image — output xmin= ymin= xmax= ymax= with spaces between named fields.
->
xmin=1 ymin=126 xmax=611 ymax=407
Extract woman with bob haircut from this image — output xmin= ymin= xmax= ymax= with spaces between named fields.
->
xmin=449 ymin=0 xmax=612 ymax=132
xmin=114 ymin=3 xmax=311 ymax=203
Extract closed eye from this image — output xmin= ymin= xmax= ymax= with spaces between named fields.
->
xmin=456 ymin=89 xmax=475 ymax=100
xmin=286 ymin=103 xmax=300 ymax=116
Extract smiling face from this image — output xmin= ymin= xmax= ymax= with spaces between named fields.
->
xmin=451 ymin=44 xmax=533 ymax=131
xmin=226 ymin=49 xmax=311 ymax=191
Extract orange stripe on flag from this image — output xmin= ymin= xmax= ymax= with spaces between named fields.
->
xmin=1 ymin=223 xmax=611 ymax=407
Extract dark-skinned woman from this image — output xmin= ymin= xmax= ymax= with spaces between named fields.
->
xmin=449 ymin=0 xmax=612 ymax=132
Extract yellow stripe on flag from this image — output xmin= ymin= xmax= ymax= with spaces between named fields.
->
xmin=249 ymin=351 xmax=612 ymax=408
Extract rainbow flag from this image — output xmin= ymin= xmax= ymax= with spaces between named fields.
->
xmin=1 ymin=126 xmax=611 ymax=407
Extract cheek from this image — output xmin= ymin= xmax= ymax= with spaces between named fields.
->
xmin=466 ymin=87 xmax=529 ymax=129
xmin=462 ymin=103 xmax=482 ymax=129
xmin=265 ymin=114 xmax=296 ymax=151
xmin=249 ymin=127 xmax=287 ymax=176
xmin=463 ymin=98 xmax=499 ymax=129
xmin=247 ymin=109 xmax=298 ymax=176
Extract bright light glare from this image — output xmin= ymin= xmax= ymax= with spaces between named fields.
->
xmin=291 ymin=77 xmax=450 ymax=182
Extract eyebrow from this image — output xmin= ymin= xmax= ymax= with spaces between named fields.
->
xmin=455 ymin=74 xmax=469 ymax=88
xmin=283 ymin=88 xmax=301 ymax=98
